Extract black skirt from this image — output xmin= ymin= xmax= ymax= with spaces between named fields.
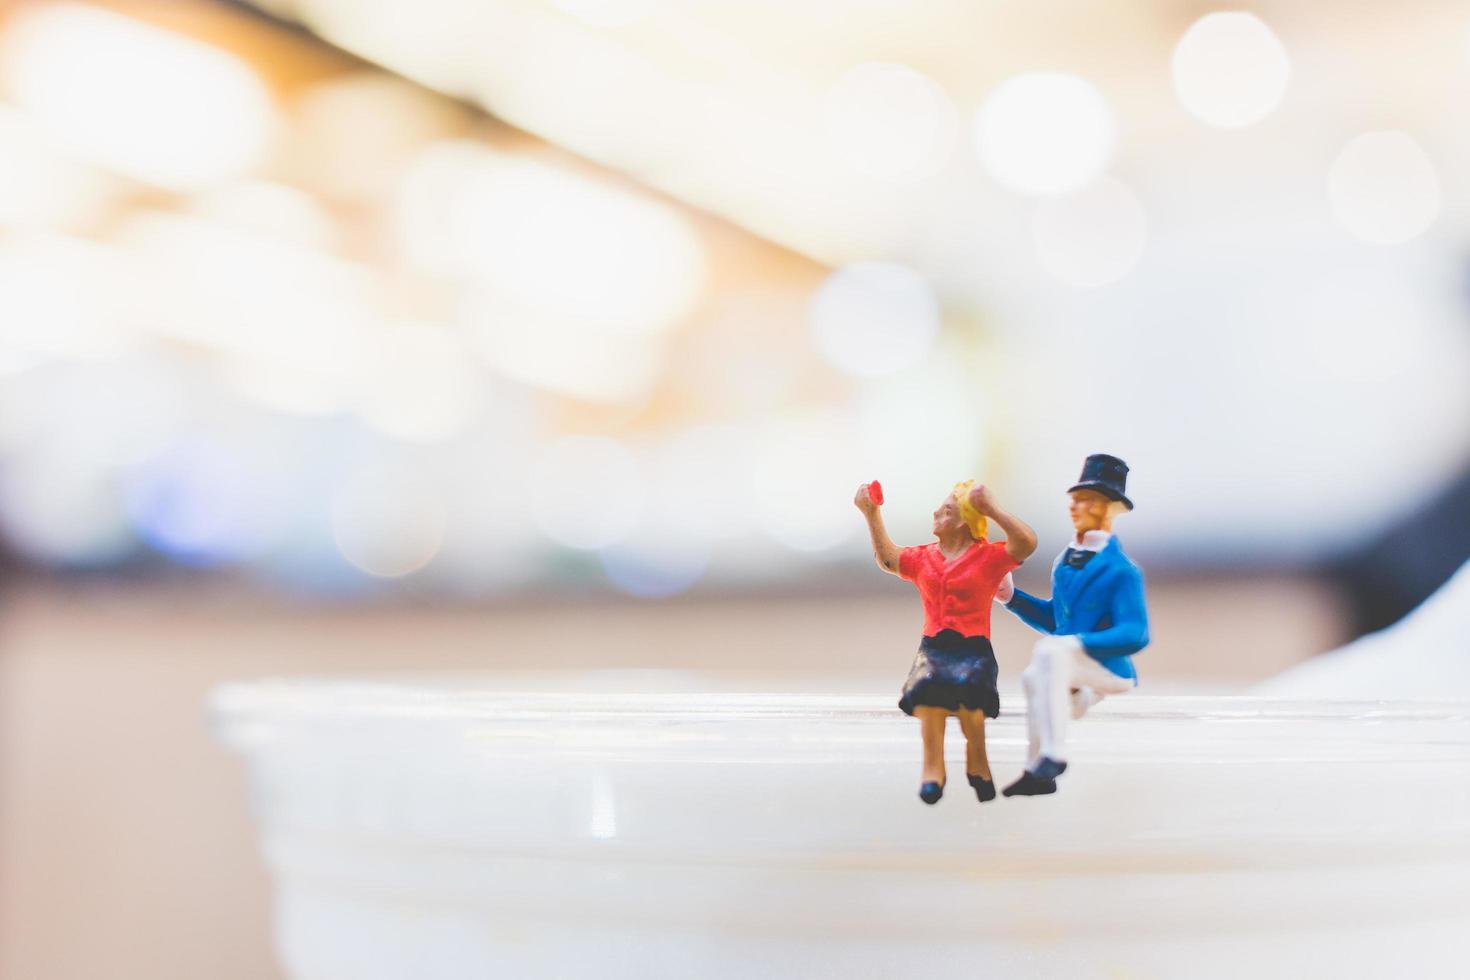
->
xmin=898 ymin=630 xmax=1000 ymax=718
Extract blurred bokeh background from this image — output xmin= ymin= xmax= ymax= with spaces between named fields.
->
xmin=1 ymin=0 xmax=1468 ymax=977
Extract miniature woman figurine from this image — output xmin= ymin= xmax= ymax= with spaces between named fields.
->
xmin=999 ymin=453 xmax=1150 ymax=798
xmin=855 ymin=480 xmax=1037 ymax=805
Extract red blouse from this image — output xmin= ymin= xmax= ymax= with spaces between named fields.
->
xmin=899 ymin=539 xmax=1019 ymax=639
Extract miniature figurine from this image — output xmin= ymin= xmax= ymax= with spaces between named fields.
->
xmin=999 ymin=453 xmax=1150 ymax=797
xmin=855 ymin=479 xmax=1037 ymax=805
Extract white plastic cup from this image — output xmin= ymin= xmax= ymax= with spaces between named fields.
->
xmin=211 ymin=678 xmax=1470 ymax=978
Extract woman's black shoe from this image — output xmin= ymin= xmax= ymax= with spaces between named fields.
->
xmin=918 ymin=781 xmax=944 ymax=805
xmin=967 ymin=773 xmax=996 ymax=802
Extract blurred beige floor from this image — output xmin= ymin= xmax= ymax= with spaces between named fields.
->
xmin=0 ymin=575 xmax=1341 ymax=980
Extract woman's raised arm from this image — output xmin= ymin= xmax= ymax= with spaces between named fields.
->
xmin=854 ymin=483 xmax=903 ymax=575
xmin=969 ymin=484 xmax=1038 ymax=563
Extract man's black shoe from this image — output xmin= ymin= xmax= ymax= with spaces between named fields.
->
xmin=1001 ymin=771 xmax=1058 ymax=797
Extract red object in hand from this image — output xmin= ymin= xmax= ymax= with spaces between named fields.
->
xmin=868 ymin=480 xmax=884 ymax=506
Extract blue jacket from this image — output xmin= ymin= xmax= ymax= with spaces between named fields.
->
xmin=1005 ymin=536 xmax=1149 ymax=681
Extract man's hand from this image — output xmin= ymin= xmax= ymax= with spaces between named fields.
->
xmin=968 ymin=483 xmax=999 ymax=517
xmin=854 ymin=483 xmax=879 ymax=516
xmin=994 ymin=572 xmax=1014 ymax=604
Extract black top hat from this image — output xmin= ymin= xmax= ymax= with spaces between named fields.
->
xmin=1068 ymin=453 xmax=1133 ymax=510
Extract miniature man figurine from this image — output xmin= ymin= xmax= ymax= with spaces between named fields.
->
xmin=1000 ymin=454 xmax=1149 ymax=797
xmin=856 ymin=480 xmax=1037 ymax=805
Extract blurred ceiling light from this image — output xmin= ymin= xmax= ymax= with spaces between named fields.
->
xmin=552 ymin=0 xmax=657 ymax=29
xmin=396 ymin=140 xmax=484 ymax=274
xmin=358 ymin=322 xmax=485 ymax=444
xmin=331 ymin=463 xmax=447 ymax=578
xmin=399 ymin=141 xmax=706 ymax=336
xmin=288 ymin=73 xmax=464 ymax=203
xmin=750 ymin=411 xmax=859 ymax=552
xmin=823 ymin=62 xmax=958 ymax=184
xmin=527 ymin=434 xmax=643 ymax=549
xmin=276 ymin=0 xmax=918 ymax=266
xmin=810 ymin=261 xmax=940 ymax=377
xmin=0 ymin=233 xmax=131 ymax=359
xmin=471 ymin=10 xmax=696 ymax=164
xmin=0 ymin=104 xmax=115 ymax=230
xmin=973 ymin=72 xmax=1117 ymax=196
xmin=463 ymin=290 xmax=665 ymax=404
xmin=0 ymin=3 xmax=276 ymax=190
xmin=119 ymin=212 xmax=373 ymax=414
xmin=1171 ymin=13 xmax=1290 ymax=129
xmin=1327 ymin=131 xmax=1441 ymax=245
xmin=1030 ymin=177 xmax=1148 ymax=288
xmin=189 ymin=180 xmax=337 ymax=250
xmin=507 ymin=168 xmax=699 ymax=327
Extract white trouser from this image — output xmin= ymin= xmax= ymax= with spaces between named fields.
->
xmin=1020 ymin=636 xmax=1133 ymax=768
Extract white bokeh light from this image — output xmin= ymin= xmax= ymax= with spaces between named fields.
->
xmin=750 ymin=412 xmax=860 ymax=552
xmin=399 ymin=142 xmax=706 ymax=337
xmin=458 ymin=161 xmax=705 ymax=337
xmin=0 ymin=3 xmax=276 ymax=189
xmin=289 ymin=72 xmax=462 ymax=202
xmin=119 ymin=211 xmax=373 ymax=415
xmin=0 ymin=444 xmax=133 ymax=566
xmin=0 ymin=105 xmax=116 ymax=231
xmin=0 ymin=354 xmax=186 ymax=468
xmin=1327 ymin=131 xmax=1441 ymax=245
xmin=527 ymin=435 xmax=644 ymax=550
xmin=1031 ymin=177 xmax=1149 ymax=288
xmin=331 ymin=464 xmax=447 ymax=578
xmin=424 ymin=414 xmax=547 ymax=594
xmin=649 ymin=424 xmax=757 ymax=542
xmin=973 ymin=73 xmax=1117 ymax=196
xmin=1172 ymin=13 xmax=1290 ymax=128
xmin=810 ymin=262 xmax=940 ymax=377
xmin=396 ymin=142 xmax=494 ymax=276
xmin=189 ymin=180 xmax=337 ymax=249
xmin=853 ymin=348 xmax=988 ymax=545
xmin=0 ymin=233 xmax=131 ymax=359
xmin=824 ymin=62 xmax=958 ymax=183
xmin=358 ymin=321 xmax=485 ymax=444
xmin=463 ymin=290 xmax=666 ymax=404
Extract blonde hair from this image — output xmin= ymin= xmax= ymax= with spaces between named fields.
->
xmin=951 ymin=481 xmax=988 ymax=540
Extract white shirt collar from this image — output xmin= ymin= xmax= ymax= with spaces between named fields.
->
xmin=1071 ymin=529 xmax=1112 ymax=552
